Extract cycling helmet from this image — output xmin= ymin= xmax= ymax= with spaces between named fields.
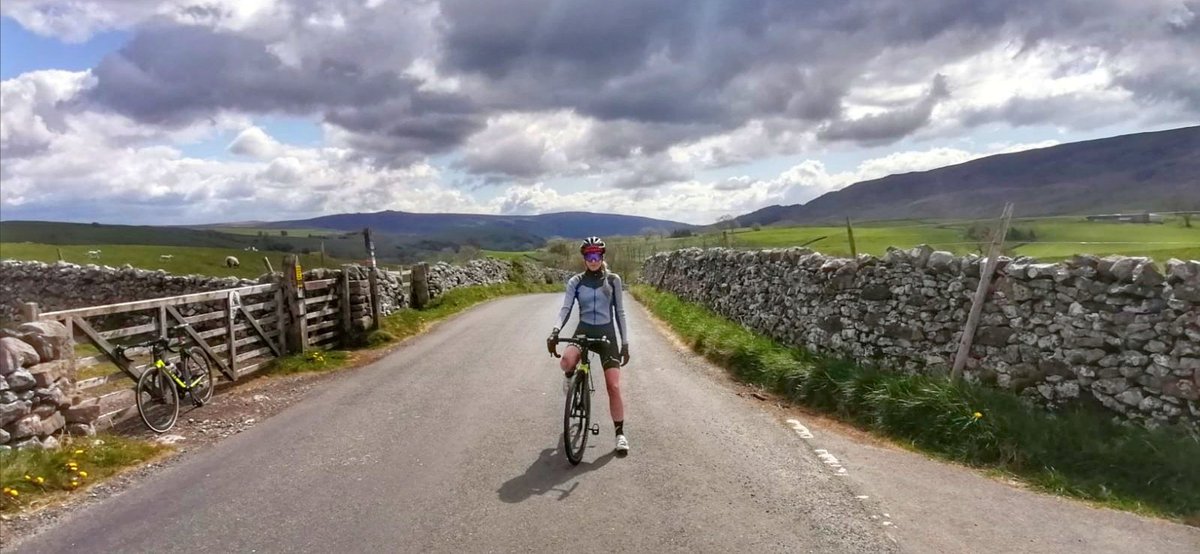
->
xmin=580 ymin=236 xmax=606 ymax=255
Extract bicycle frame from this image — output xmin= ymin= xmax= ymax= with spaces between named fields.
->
xmin=118 ymin=328 xmax=205 ymax=391
xmin=155 ymin=350 xmax=206 ymax=390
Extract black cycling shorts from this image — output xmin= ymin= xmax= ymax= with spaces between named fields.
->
xmin=571 ymin=322 xmax=622 ymax=370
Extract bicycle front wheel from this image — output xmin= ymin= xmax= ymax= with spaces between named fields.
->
xmin=184 ymin=347 xmax=215 ymax=405
xmin=563 ymin=371 xmax=591 ymax=465
xmin=136 ymin=367 xmax=179 ymax=433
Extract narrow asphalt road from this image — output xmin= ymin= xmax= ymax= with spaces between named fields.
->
xmin=12 ymin=294 xmax=1198 ymax=553
xmin=12 ymin=294 xmax=897 ymax=553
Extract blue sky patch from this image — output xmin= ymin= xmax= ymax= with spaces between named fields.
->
xmin=0 ymin=17 xmax=130 ymax=79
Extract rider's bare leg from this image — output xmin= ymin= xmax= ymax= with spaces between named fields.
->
xmin=603 ymin=367 xmax=624 ymax=422
xmin=560 ymin=345 xmax=581 ymax=374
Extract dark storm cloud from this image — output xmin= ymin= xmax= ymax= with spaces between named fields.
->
xmin=606 ymin=157 xmax=691 ymax=189
xmin=323 ymin=90 xmax=486 ymax=164
xmin=819 ymin=75 xmax=950 ymax=144
xmin=86 ymin=26 xmax=405 ymax=123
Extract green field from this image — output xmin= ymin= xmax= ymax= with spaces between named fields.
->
xmin=0 ymin=243 xmax=346 ymax=279
xmin=614 ymin=217 xmax=1194 ymax=261
xmin=531 ymin=216 xmax=1197 ymax=278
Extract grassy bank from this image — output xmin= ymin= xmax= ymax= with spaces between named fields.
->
xmin=1 ymin=435 xmax=169 ymax=514
xmin=630 ymin=284 xmax=1200 ymax=522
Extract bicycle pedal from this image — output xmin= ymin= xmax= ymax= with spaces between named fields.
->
xmin=590 ymin=424 xmax=600 ymax=435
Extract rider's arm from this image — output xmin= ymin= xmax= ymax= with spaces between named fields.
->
xmin=555 ymin=274 xmax=580 ymax=330
xmin=612 ymin=274 xmax=629 ymax=346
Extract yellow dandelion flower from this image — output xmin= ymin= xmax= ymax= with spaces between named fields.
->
xmin=973 ymin=412 xmax=983 ymax=419
xmin=7 ymin=489 xmax=19 ymax=497
xmin=24 ymin=475 xmax=32 ymax=481
xmin=74 ymin=449 xmax=85 ymax=454
xmin=35 ymin=477 xmax=45 ymax=484
xmin=79 ymin=471 xmax=88 ymax=478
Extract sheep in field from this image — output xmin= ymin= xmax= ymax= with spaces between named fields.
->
xmin=87 ymin=250 xmax=101 ymax=259
xmin=159 ymin=254 xmax=174 ymax=261
xmin=225 ymin=255 xmax=240 ymax=268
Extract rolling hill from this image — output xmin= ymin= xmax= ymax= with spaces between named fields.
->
xmin=251 ymin=211 xmax=693 ymax=245
xmin=735 ymin=125 xmax=1200 ymax=226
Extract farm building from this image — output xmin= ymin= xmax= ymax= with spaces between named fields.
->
xmin=1085 ymin=213 xmax=1165 ymax=224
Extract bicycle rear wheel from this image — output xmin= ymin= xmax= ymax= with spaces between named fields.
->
xmin=136 ymin=367 xmax=179 ymax=433
xmin=563 ymin=371 xmax=591 ymax=465
xmin=184 ymin=347 xmax=215 ymax=406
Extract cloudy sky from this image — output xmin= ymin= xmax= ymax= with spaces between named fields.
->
xmin=1 ymin=0 xmax=1197 ymax=226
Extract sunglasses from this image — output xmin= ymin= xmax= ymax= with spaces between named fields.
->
xmin=583 ymin=252 xmax=603 ymax=262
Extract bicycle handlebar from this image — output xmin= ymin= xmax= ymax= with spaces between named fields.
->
xmin=548 ymin=335 xmax=611 ymax=358
xmin=114 ymin=324 xmax=192 ymax=361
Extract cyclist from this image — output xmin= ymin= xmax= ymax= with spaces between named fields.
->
xmin=547 ymin=236 xmax=631 ymax=454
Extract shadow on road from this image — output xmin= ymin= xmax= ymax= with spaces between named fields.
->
xmin=497 ymin=444 xmax=615 ymax=503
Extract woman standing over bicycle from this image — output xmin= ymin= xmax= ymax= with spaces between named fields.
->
xmin=547 ymin=237 xmax=631 ymax=454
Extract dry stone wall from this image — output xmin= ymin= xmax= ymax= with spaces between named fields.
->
xmin=1 ymin=321 xmax=97 ymax=451
xmin=427 ymin=258 xmax=571 ymax=298
xmin=643 ymin=247 xmax=1200 ymax=427
xmin=0 ymin=260 xmax=258 ymax=322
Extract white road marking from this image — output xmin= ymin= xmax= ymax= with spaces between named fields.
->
xmin=813 ymin=449 xmax=848 ymax=475
xmin=786 ymin=419 xmax=849 ymax=475
xmin=785 ymin=418 xmax=814 ymax=438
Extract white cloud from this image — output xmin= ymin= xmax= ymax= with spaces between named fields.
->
xmin=229 ymin=126 xmax=284 ymax=159
xmin=667 ymin=120 xmax=814 ymax=169
xmin=0 ymin=0 xmax=285 ymax=42
xmin=740 ymin=141 xmax=1067 ymax=208
xmin=0 ymin=70 xmax=481 ymax=223
xmin=0 ymin=70 xmax=94 ymax=158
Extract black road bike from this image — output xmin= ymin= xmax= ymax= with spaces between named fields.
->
xmin=549 ymin=335 xmax=611 ymax=465
xmin=115 ymin=324 xmax=215 ymax=433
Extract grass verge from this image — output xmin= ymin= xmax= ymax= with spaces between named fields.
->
xmin=1 ymin=434 xmax=170 ymax=514
xmin=630 ymin=284 xmax=1200 ymax=522
xmin=262 ymin=281 xmax=563 ymax=377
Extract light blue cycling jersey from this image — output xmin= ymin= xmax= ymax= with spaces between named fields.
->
xmin=555 ymin=269 xmax=628 ymax=346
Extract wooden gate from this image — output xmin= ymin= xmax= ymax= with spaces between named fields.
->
xmin=25 ymin=282 xmax=284 ymax=428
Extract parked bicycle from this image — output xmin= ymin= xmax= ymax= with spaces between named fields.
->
xmin=115 ymin=324 xmax=215 ymax=433
xmin=549 ymin=335 xmax=610 ymax=465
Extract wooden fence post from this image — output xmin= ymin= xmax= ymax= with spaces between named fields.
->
xmin=20 ymin=302 xmax=39 ymax=323
xmin=159 ymin=306 xmax=168 ymax=339
xmin=274 ymin=286 xmax=288 ymax=354
xmin=227 ymin=291 xmax=238 ymax=376
xmin=340 ymin=266 xmax=354 ymax=340
xmin=283 ymin=255 xmax=308 ymax=353
xmin=951 ymin=203 xmax=1014 ymax=383
xmin=411 ymin=263 xmax=430 ymax=309
xmin=846 ymin=217 xmax=858 ymax=258
xmin=368 ymin=268 xmax=381 ymax=330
